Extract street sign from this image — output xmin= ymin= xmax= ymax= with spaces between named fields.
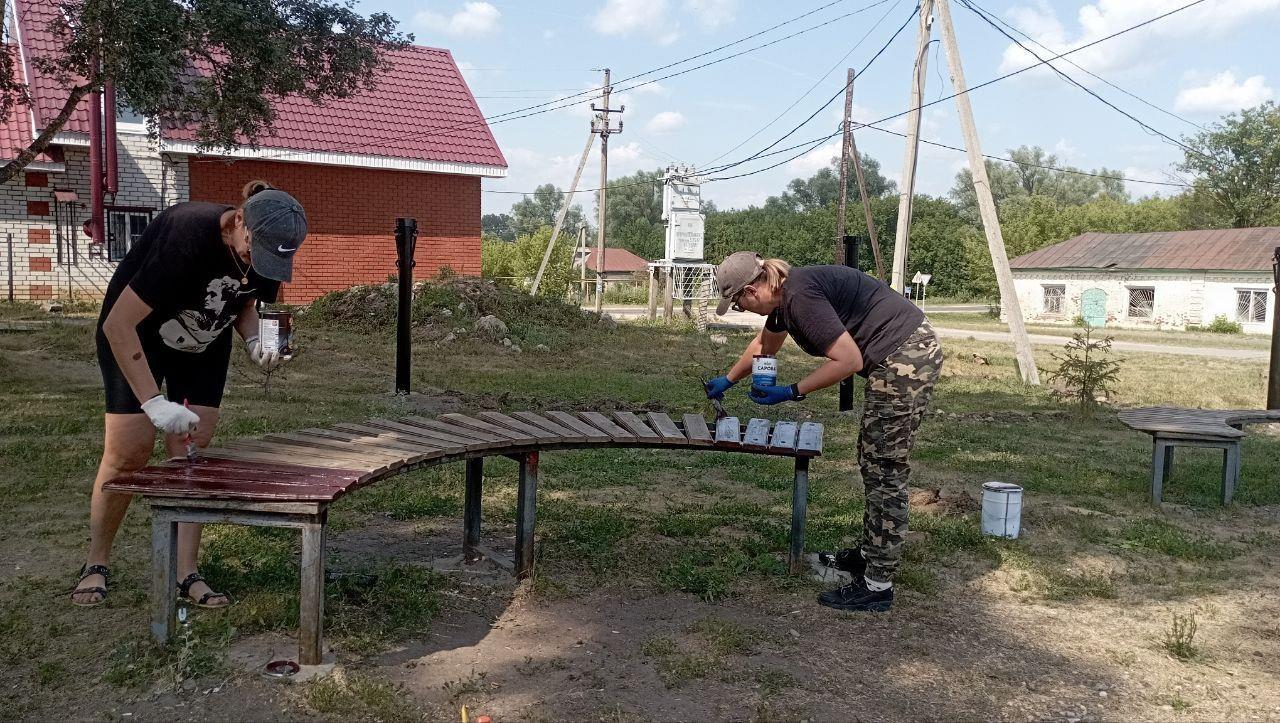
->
xmin=912 ymin=272 xmax=932 ymax=285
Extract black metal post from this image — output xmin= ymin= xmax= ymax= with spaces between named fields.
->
xmin=1268 ymin=246 xmax=1280 ymax=409
xmin=839 ymin=235 xmax=862 ymax=412
xmin=394 ymin=218 xmax=418 ymax=395
xmin=5 ymin=233 xmax=13 ymax=303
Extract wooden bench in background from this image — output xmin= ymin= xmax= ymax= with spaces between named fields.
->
xmin=1117 ymin=407 xmax=1280 ymax=504
xmin=103 ymin=411 xmax=824 ymax=665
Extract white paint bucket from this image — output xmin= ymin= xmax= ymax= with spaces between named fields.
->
xmin=981 ymin=481 xmax=1023 ymax=539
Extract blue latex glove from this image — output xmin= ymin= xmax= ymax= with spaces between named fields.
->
xmin=705 ymin=375 xmax=736 ymax=400
xmin=749 ymin=383 xmax=797 ymax=406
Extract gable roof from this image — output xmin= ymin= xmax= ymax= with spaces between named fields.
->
xmin=581 ymin=247 xmax=650 ymax=274
xmin=1009 ymin=228 xmax=1280 ymax=273
xmin=8 ymin=0 xmax=505 ymax=173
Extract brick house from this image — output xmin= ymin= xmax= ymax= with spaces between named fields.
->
xmin=1 ymin=0 xmax=505 ymax=304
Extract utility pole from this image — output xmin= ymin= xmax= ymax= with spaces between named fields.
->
xmin=592 ymin=68 xmax=623 ymax=314
xmin=531 ymin=131 xmax=595 ymax=296
xmin=890 ymin=0 xmax=934 ymax=292
xmin=835 ymin=69 xmax=855 ymax=265
xmin=578 ymin=224 xmax=589 ymax=302
xmin=935 ymin=0 xmax=1038 ymax=385
xmin=838 ymin=68 xmax=886 ymax=280
xmin=1268 ymin=246 xmax=1280 ymax=409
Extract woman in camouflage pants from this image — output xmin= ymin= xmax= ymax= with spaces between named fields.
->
xmin=704 ymin=252 xmax=943 ymax=612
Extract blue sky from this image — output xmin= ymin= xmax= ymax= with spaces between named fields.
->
xmin=361 ymin=0 xmax=1280 ymax=216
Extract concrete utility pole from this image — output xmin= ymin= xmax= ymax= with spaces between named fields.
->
xmin=531 ymin=131 xmax=595 ymax=296
xmin=890 ymin=0 xmax=934 ymax=292
xmin=935 ymin=0 xmax=1039 ymax=385
xmin=578 ymin=224 xmax=589 ymax=301
xmin=1268 ymin=246 xmax=1280 ymax=409
xmin=592 ymin=68 xmax=623 ymax=314
xmin=835 ymin=69 xmax=856 ymax=265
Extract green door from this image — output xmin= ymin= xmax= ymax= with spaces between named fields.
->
xmin=1081 ymin=288 xmax=1107 ymax=327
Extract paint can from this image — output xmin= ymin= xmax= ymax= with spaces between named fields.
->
xmin=981 ymin=481 xmax=1023 ymax=539
xmin=259 ymin=309 xmax=294 ymax=359
xmin=752 ymin=354 xmax=778 ymax=387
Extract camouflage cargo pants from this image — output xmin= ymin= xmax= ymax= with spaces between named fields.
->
xmin=858 ymin=320 xmax=943 ymax=584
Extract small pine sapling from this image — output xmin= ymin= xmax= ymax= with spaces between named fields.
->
xmin=1042 ymin=325 xmax=1123 ymax=411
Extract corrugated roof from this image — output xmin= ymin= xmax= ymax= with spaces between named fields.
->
xmin=0 ymin=43 xmax=56 ymax=163
xmin=1009 ymin=228 xmax=1280 ymax=272
xmin=582 ymin=247 xmax=650 ymax=274
xmin=10 ymin=0 xmax=505 ymax=169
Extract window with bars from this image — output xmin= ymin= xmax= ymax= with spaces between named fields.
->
xmin=1042 ymin=285 xmax=1065 ymax=314
xmin=1237 ymin=289 xmax=1268 ymax=324
xmin=1127 ymin=287 xmax=1155 ymax=318
xmin=107 ymin=209 xmax=152 ymax=261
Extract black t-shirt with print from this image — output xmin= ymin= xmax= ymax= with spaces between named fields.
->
xmin=764 ymin=265 xmax=923 ymax=378
xmin=97 ymin=202 xmax=280 ymax=355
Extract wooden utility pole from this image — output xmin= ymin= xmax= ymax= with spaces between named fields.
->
xmin=838 ymin=68 xmax=885 ymax=279
xmin=591 ymin=69 xmax=623 ymax=314
xmin=578 ymin=224 xmax=589 ymax=301
xmin=935 ymin=0 xmax=1039 ymax=385
xmin=890 ymin=0 xmax=934 ymax=292
xmin=1268 ymin=246 xmax=1280 ymax=408
xmin=835 ymin=69 xmax=856 ymax=265
xmin=531 ymin=131 xmax=595 ymax=295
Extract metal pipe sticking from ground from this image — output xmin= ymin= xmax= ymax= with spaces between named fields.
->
xmin=1268 ymin=246 xmax=1280 ymax=409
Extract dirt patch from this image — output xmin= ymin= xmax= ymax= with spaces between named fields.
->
xmin=909 ymin=486 xmax=981 ymax=516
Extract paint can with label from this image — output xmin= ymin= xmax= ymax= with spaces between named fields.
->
xmin=259 ymin=309 xmax=294 ymax=360
xmin=752 ymin=354 xmax=778 ymax=388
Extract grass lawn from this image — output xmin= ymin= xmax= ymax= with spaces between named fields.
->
xmin=2 ymin=289 xmax=1279 ymax=721
xmin=932 ymin=312 xmax=1274 ymax=351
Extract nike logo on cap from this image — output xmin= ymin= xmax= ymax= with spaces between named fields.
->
xmin=278 ymin=245 xmax=297 ymax=253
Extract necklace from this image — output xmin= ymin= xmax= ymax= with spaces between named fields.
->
xmin=226 ymin=244 xmax=249 ymax=285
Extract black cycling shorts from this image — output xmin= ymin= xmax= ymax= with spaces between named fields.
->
xmin=96 ymin=326 xmax=233 ymax=414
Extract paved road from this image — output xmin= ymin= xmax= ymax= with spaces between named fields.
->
xmin=597 ymin=305 xmax=1269 ymax=361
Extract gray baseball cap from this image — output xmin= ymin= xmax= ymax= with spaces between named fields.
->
xmin=244 ymin=189 xmax=308 ymax=282
xmin=714 ymin=251 xmax=763 ymax=315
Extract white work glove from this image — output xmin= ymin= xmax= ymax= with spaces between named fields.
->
xmin=140 ymin=395 xmax=200 ymax=435
xmin=244 ymin=335 xmax=283 ymax=371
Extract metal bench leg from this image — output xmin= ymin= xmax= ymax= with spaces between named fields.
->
xmin=464 ymin=457 xmax=484 ymax=561
xmin=789 ymin=457 xmax=810 ymax=574
xmin=515 ymin=451 xmax=538 ymax=580
xmin=1150 ymin=438 xmax=1168 ymax=504
xmin=299 ymin=513 xmax=327 ymax=666
xmin=1163 ymin=445 xmax=1175 ymax=482
xmin=150 ymin=509 xmax=179 ymax=644
xmin=1222 ymin=442 xmax=1240 ymax=506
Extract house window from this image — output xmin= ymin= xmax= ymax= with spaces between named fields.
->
xmin=1127 ymin=287 xmax=1155 ymax=318
xmin=1237 ymin=289 xmax=1268 ymax=324
xmin=106 ymin=209 xmax=152 ymax=261
xmin=1042 ymin=285 xmax=1065 ymax=315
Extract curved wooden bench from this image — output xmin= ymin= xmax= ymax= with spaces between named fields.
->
xmin=104 ymin=410 xmax=824 ymax=665
xmin=1117 ymin=407 xmax=1280 ymax=504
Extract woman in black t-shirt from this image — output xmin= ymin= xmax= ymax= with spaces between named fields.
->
xmin=704 ymin=251 xmax=943 ymax=613
xmin=71 ymin=181 xmax=308 ymax=608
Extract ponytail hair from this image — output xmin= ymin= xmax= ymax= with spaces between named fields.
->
xmin=757 ymin=258 xmax=790 ymax=291
xmin=241 ymin=179 xmax=275 ymax=201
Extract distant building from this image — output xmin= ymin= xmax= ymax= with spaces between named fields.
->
xmin=1008 ymin=228 xmax=1277 ymax=333
xmin=576 ymin=247 xmax=650 ymax=284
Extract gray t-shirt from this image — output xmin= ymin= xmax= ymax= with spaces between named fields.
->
xmin=765 ymin=265 xmax=924 ymax=378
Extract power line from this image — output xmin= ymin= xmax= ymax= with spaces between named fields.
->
xmin=706 ymin=130 xmax=845 ymax=182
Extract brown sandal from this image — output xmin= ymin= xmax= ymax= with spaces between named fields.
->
xmin=70 ymin=564 xmax=109 ymax=607
xmin=177 ymin=573 xmax=232 ymax=609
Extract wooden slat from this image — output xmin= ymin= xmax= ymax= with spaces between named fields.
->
xmin=476 ymin=411 xmax=560 ymax=444
xmin=124 ymin=464 xmax=351 ymax=488
xmin=512 ymin=411 xmax=585 ymax=443
xmin=613 ymin=411 xmax=661 ymax=442
xmin=200 ymin=448 xmax=378 ymax=478
xmin=266 ymin=432 xmax=442 ymax=465
xmin=681 ymin=414 xmax=713 ymax=446
xmin=151 ymin=457 xmax=355 ymax=481
xmin=105 ymin=475 xmax=345 ymax=502
xmin=769 ymin=421 xmax=799 ymax=452
xmin=400 ymin=417 xmax=508 ymax=445
xmin=229 ymin=439 xmax=400 ymax=468
xmin=646 ymin=412 xmax=687 ymax=443
xmin=742 ymin=418 xmax=772 ymax=449
xmin=544 ymin=411 xmax=611 ymax=441
xmin=715 ymin=416 xmax=741 ymax=447
xmin=797 ymin=422 xmax=824 ymax=456
xmin=292 ymin=429 xmax=440 ymax=457
xmin=578 ymin=412 xmax=636 ymax=442
xmin=354 ymin=420 xmax=480 ymax=453
xmin=438 ymin=413 xmax=537 ymax=443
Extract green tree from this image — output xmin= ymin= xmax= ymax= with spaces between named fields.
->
xmin=764 ymin=154 xmax=895 ymax=213
xmin=480 ymin=227 xmax=577 ymax=298
xmin=1177 ymin=101 xmax=1280 ymax=227
xmin=0 ymin=0 xmax=408 ymax=183
xmin=482 ymin=213 xmax=515 ymax=241
xmin=510 ymin=184 xmax=588 ymax=238
xmin=598 ymin=169 xmax=665 ymax=260
xmin=950 ymin=145 xmax=1128 ymax=218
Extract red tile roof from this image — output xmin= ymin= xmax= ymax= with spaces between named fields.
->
xmin=582 ymin=247 xmax=650 ymax=274
xmin=0 ymin=43 xmax=56 ymax=163
xmin=10 ymin=0 xmax=505 ymax=169
xmin=1010 ymin=228 xmax=1280 ymax=272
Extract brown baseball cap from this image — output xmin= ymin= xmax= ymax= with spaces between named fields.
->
xmin=714 ymin=251 xmax=764 ymax=315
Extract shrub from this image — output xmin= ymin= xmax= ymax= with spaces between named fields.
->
xmin=1042 ymin=325 xmax=1123 ymax=411
xmin=1205 ymin=315 xmax=1242 ymax=334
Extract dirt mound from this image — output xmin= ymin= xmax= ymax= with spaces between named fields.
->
xmin=908 ymin=486 xmax=980 ymax=516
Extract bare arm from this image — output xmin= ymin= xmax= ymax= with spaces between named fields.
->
xmin=727 ymin=327 xmax=788 ymax=382
xmin=101 ymin=288 xmax=162 ymax=403
xmin=795 ymin=331 xmax=864 ymax=395
xmin=234 ymin=298 xmax=259 ymax=341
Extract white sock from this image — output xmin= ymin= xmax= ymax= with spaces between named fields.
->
xmin=864 ymin=576 xmax=892 ymax=592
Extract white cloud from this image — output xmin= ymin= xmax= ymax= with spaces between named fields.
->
xmin=686 ymin=0 xmax=738 ymax=28
xmin=542 ymin=29 xmax=556 ymax=40
xmin=786 ymin=140 xmax=841 ymax=175
xmin=591 ymin=0 xmax=679 ymax=44
xmin=1121 ymin=165 xmax=1178 ymax=197
xmin=997 ymin=0 xmax=1280 ymax=80
xmin=645 ymin=111 xmax=686 ymax=134
xmin=415 ymin=2 xmax=501 ymax=37
xmin=631 ymin=82 xmax=668 ymax=95
xmin=1175 ymin=71 xmax=1274 ymax=113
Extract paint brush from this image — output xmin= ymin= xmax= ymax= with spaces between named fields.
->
xmin=183 ymin=398 xmax=198 ymax=463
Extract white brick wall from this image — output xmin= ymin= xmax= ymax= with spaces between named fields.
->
xmin=1 ymin=130 xmax=189 ymax=302
xmin=1011 ymin=269 xmax=1276 ymax=334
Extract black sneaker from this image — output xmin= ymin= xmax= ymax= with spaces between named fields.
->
xmin=816 ymin=547 xmax=865 ymax=577
xmin=817 ymin=578 xmax=893 ymax=612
